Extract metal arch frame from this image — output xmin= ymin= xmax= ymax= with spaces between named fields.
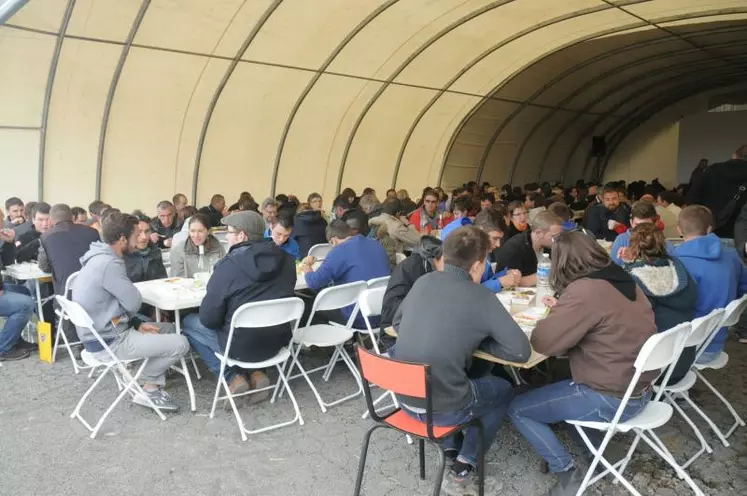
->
xmin=391 ymin=3 xmax=619 ymax=190
xmin=37 ymin=0 xmax=75 ymax=200
xmin=544 ymin=42 xmax=747 ymax=183
xmin=333 ymin=0 xmax=518 ymax=195
xmin=593 ymin=76 xmax=747 ymax=182
xmin=438 ymin=7 xmax=747 ymax=187
xmin=0 ymin=0 xmax=29 ymax=25
xmin=268 ymin=0 xmax=399 ymax=197
xmin=94 ymin=0 xmax=151 ymax=201
xmin=559 ymin=53 xmax=747 ymax=183
xmin=596 ymin=75 xmax=747 ymax=180
xmin=190 ymin=0 xmax=283 ymax=204
xmin=516 ymin=33 xmax=747 ymax=184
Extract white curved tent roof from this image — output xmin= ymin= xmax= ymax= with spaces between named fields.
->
xmin=2 ymin=0 xmax=746 ymax=211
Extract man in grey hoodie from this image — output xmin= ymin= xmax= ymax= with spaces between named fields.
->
xmin=73 ymin=212 xmax=189 ymax=412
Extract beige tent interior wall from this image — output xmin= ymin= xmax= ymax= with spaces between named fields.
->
xmin=1 ymin=1 xmax=747 ymax=214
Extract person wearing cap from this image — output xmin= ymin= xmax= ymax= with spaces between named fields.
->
xmin=182 ymin=210 xmax=297 ymax=403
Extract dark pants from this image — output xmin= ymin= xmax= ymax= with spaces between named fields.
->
xmin=404 ymin=376 xmax=515 ymax=468
xmin=733 ymin=310 xmax=747 ymax=340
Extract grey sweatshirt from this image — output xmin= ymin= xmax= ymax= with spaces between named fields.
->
xmin=393 ymin=264 xmax=531 ymax=413
xmin=72 ymin=242 xmax=142 ymax=350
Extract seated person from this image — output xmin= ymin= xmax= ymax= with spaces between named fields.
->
xmin=473 ymin=212 xmax=521 ymax=292
xmin=266 ymin=211 xmax=300 ymax=260
xmin=198 ymin=194 xmax=227 ymax=228
xmin=369 ymin=199 xmax=422 ymax=252
xmin=585 ymin=186 xmax=630 ymax=241
xmin=611 ymin=201 xmax=674 ymax=266
xmin=293 ymin=203 xmax=327 ymax=258
xmin=5 ymin=197 xmax=25 ymax=228
xmin=182 ymin=211 xmax=296 ymax=400
xmin=73 ymin=212 xmax=189 ymax=411
xmin=170 ymin=213 xmax=225 ymax=277
xmin=150 ymin=200 xmax=182 ymax=249
xmin=408 ymin=188 xmax=447 ymax=234
xmin=334 ymin=194 xmax=369 ymax=235
xmin=0 ymin=219 xmax=36 ymax=360
xmin=300 ymin=220 xmax=390 ymax=328
xmin=504 ymin=200 xmax=530 ymax=241
xmin=508 ymin=231 xmax=658 ymax=496
xmin=620 ymin=223 xmax=698 ymax=383
xmin=124 ymin=215 xmax=167 ymax=283
xmin=380 ymin=236 xmax=443 ymax=334
xmin=393 ymin=226 xmax=531 ymax=493
xmin=673 ymin=205 xmax=747 ymax=363
xmin=548 ymin=201 xmax=592 ymax=236
xmin=260 ymin=197 xmax=279 ymax=233
xmin=15 ymin=202 xmax=51 ymax=262
xmin=440 ymin=197 xmax=473 ymax=240
xmin=86 ymin=200 xmax=110 ymax=234
xmin=71 ymin=206 xmax=88 ymax=225
xmin=493 ymin=211 xmax=563 ymax=286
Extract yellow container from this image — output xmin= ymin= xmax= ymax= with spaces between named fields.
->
xmin=37 ymin=320 xmax=53 ymax=363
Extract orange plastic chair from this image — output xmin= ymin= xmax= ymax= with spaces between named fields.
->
xmin=354 ymin=346 xmax=485 ymax=496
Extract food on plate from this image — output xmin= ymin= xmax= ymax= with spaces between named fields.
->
xmin=165 ymin=277 xmax=181 ymax=283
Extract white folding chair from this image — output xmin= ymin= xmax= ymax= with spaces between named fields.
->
xmin=52 ymin=272 xmax=94 ymax=375
xmin=357 ymin=287 xmax=397 ymax=415
xmin=282 ymin=281 xmax=366 ymax=413
xmin=653 ymin=309 xmax=724 ymax=468
xmin=209 ymin=297 xmax=306 ymax=441
xmin=566 ymin=322 xmax=705 ymax=496
xmin=366 ymin=276 xmax=390 ymax=289
xmin=56 ymin=296 xmax=166 ymax=439
xmin=395 ymin=252 xmax=407 ymax=265
xmin=690 ymin=296 xmax=747 ymax=443
xmin=308 ymin=243 xmax=333 ymax=261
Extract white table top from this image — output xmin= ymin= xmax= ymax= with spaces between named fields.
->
xmin=2 ymin=262 xmax=52 ymax=280
xmin=135 ymin=273 xmax=310 ymax=312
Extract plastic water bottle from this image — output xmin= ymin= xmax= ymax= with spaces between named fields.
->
xmin=536 ymin=253 xmax=552 ymax=307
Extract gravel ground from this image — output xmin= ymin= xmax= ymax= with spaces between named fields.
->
xmin=0 ymin=338 xmax=745 ymax=496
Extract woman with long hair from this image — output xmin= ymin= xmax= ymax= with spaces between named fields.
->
xmin=508 ymin=231 xmax=657 ymax=495
xmin=169 ymin=213 xmax=225 ymax=278
xmin=621 ymin=223 xmax=698 ymax=382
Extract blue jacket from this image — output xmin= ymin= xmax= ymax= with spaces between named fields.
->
xmin=481 ymin=262 xmax=507 ymax=293
xmin=265 ymin=232 xmax=300 ymax=260
xmin=304 ymin=235 xmax=390 ymax=327
xmin=673 ymin=233 xmax=747 ymax=353
xmin=611 ymin=230 xmax=675 ymax=266
xmin=441 ymin=216 xmax=472 ymax=240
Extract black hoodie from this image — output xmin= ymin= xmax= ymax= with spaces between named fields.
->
xmin=293 ymin=210 xmax=328 ymax=258
xmin=686 ymin=158 xmax=747 ymax=238
xmin=199 ymin=239 xmax=297 ymax=362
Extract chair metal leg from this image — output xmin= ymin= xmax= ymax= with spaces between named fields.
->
xmin=695 ymin=370 xmax=745 ymax=440
xmin=419 ymin=439 xmax=426 ymax=480
xmin=431 ymin=443 xmax=447 ymax=496
xmin=683 ymin=385 xmax=731 ymax=447
xmin=640 ymin=430 xmax=705 ymax=496
xmin=574 ymin=426 xmax=642 ymax=496
xmin=666 ymin=392 xmax=713 ymax=468
xmin=476 ymin=420 xmax=485 ymax=496
xmin=189 ymin=353 xmax=202 ymax=380
xmin=353 ymin=424 xmax=384 ymax=496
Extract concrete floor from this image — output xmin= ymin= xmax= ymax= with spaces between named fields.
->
xmin=0 ymin=339 xmax=745 ymax=496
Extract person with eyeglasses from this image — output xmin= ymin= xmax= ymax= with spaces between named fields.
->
xmin=504 ymin=200 xmax=530 ymax=242
xmin=408 ymin=189 xmax=444 ymax=234
xmin=493 ymin=211 xmax=563 ymax=287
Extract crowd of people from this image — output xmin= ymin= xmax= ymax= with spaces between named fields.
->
xmin=1 ymin=144 xmax=746 ymax=495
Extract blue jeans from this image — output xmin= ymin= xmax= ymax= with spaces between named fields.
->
xmin=508 ymin=380 xmax=650 ymax=473
xmin=182 ymin=314 xmax=236 ymax=382
xmin=405 ymin=376 xmax=515 ymax=467
xmin=0 ymin=284 xmax=35 ymax=353
xmin=696 ymin=351 xmax=721 ymax=365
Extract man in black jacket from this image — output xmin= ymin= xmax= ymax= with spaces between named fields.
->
xmin=585 ymin=186 xmax=630 ymax=241
xmin=686 ymin=144 xmax=747 ymax=239
xmin=149 ymin=200 xmax=181 ymax=249
xmin=294 ymin=205 xmax=327 ymax=258
xmin=15 ymin=202 xmax=52 ymax=263
xmin=733 ymin=202 xmax=747 ymax=344
xmin=198 ymin=194 xmax=227 ymax=228
xmin=123 ymin=215 xmax=167 ymax=283
xmin=38 ymin=204 xmax=100 ymax=343
xmin=393 ymin=227 xmax=530 ymax=493
xmin=182 ymin=211 xmax=296 ymax=400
